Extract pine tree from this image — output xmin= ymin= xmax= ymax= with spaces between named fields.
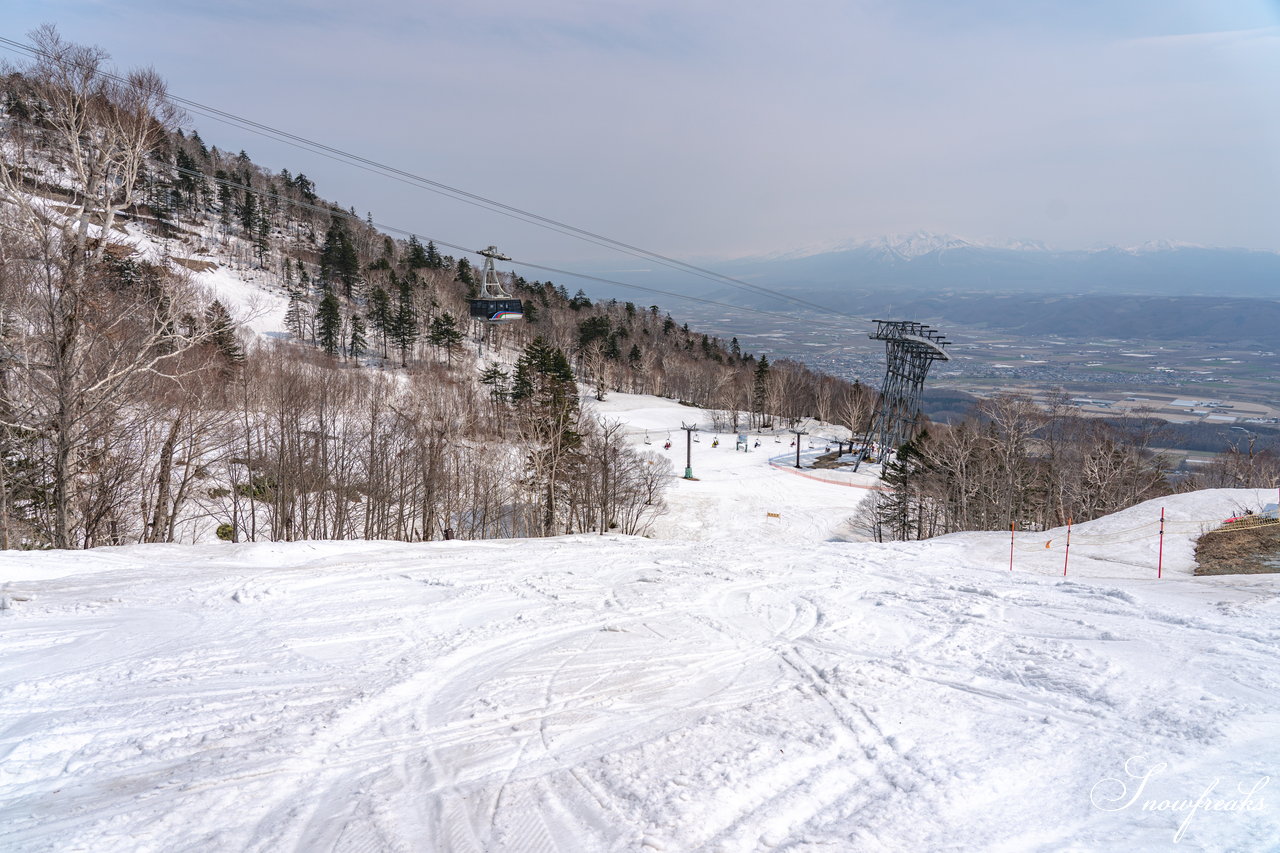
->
xmin=238 ymin=187 xmax=257 ymax=235
xmin=455 ymin=258 xmax=476 ymax=297
xmin=753 ymin=355 xmax=771 ymax=418
xmin=205 ymin=300 xmax=244 ymax=367
xmin=425 ymin=240 xmax=443 ymax=269
xmin=390 ymin=278 xmax=418 ymax=366
xmin=317 ymin=290 xmax=342 ymax=356
xmin=876 ymin=431 xmax=935 ymax=541
xmin=215 ymin=171 xmax=233 ymax=228
xmin=511 ymin=337 xmax=581 ymax=535
xmin=367 ymin=285 xmax=392 ymax=357
xmin=348 ymin=315 xmax=367 ymax=360
xmin=479 ymin=363 xmax=510 ymax=403
xmin=284 ymin=288 xmax=310 ymax=341
xmin=577 ymin=316 xmax=611 ymax=350
xmin=173 ymin=148 xmax=203 ymax=212
xmin=293 ymin=173 xmax=317 ymax=203
xmin=320 ymin=218 xmax=360 ymax=298
xmin=428 ymin=312 xmax=463 ymax=365
xmin=406 ymin=235 xmax=429 ymax=269
xmin=253 ymin=209 xmax=270 ymax=266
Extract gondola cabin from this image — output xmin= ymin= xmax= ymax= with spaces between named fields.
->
xmin=469 ymin=245 xmax=524 ymax=324
xmin=469 ymin=298 xmax=524 ymax=323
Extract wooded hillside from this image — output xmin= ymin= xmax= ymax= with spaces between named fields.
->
xmin=0 ymin=28 xmax=868 ymax=549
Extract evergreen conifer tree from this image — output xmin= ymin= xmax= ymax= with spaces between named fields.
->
xmin=284 ymin=288 xmax=310 ymax=341
xmin=238 ymin=188 xmax=257 ymax=235
xmin=876 ymin=431 xmax=934 ymax=541
xmin=253 ymin=210 xmax=270 ymax=266
xmin=191 ymin=130 xmax=209 ymax=158
xmin=406 ymin=235 xmax=429 ymax=269
xmin=753 ymin=355 xmax=771 ymax=417
xmin=317 ymin=290 xmax=342 ymax=356
xmin=215 ymin=171 xmax=233 ymax=227
xmin=320 ymin=218 xmax=360 ymax=298
xmin=511 ymin=337 xmax=581 ymax=535
xmin=367 ymin=285 xmax=392 ymax=357
xmin=205 ymin=300 xmax=244 ymax=368
xmin=425 ymin=240 xmax=443 ymax=269
xmin=479 ymin=363 xmax=510 ymax=403
xmin=390 ymin=278 xmax=418 ymax=366
xmin=293 ymin=173 xmax=317 ymax=202
xmin=455 ymin=258 xmax=477 ymax=297
xmin=428 ymin=312 xmax=463 ymax=365
xmin=348 ymin=315 xmax=367 ymax=360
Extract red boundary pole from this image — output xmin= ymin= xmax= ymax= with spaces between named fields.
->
xmin=1062 ymin=517 xmax=1072 ymax=576
xmin=1157 ymin=507 xmax=1165 ymax=579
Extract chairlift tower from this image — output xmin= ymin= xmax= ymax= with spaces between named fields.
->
xmin=856 ymin=320 xmax=950 ymax=468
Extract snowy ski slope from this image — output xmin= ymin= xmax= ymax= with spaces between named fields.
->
xmin=2 ymin=394 xmax=1278 ymax=852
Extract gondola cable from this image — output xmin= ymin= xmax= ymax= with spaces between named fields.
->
xmin=162 ymin=165 xmax=854 ymax=328
xmin=0 ymin=33 xmax=868 ymax=324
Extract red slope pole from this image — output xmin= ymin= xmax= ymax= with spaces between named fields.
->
xmin=1062 ymin=517 xmax=1073 ymax=576
xmin=1157 ymin=507 xmax=1165 ymax=579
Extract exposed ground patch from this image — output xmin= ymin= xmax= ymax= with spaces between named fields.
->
xmin=170 ymin=256 xmax=218 ymax=273
xmin=1194 ymin=518 xmax=1280 ymax=575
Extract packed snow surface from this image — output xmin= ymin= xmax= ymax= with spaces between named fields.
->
xmin=2 ymin=394 xmax=1278 ymax=852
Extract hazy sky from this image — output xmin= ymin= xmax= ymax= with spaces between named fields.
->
xmin=6 ymin=1 xmax=1280 ymax=265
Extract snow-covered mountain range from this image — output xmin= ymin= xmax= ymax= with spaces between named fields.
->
xmin=761 ymin=231 xmax=1262 ymax=263
xmin=707 ymin=231 xmax=1280 ymax=300
xmin=759 ymin=231 xmax=1051 ymax=262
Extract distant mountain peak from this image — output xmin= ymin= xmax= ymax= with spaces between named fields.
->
xmin=854 ymin=231 xmax=975 ymax=259
xmin=763 ymin=231 xmax=1052 ymax=262
xmin=1098 ymin=239 xmax=1206 ymax=255
xmin=753 ymin=233 xmax=1276 ymax=267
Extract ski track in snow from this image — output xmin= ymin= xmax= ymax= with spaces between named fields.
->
xmin=2 ymin=394 xmax=1279 ymax=852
